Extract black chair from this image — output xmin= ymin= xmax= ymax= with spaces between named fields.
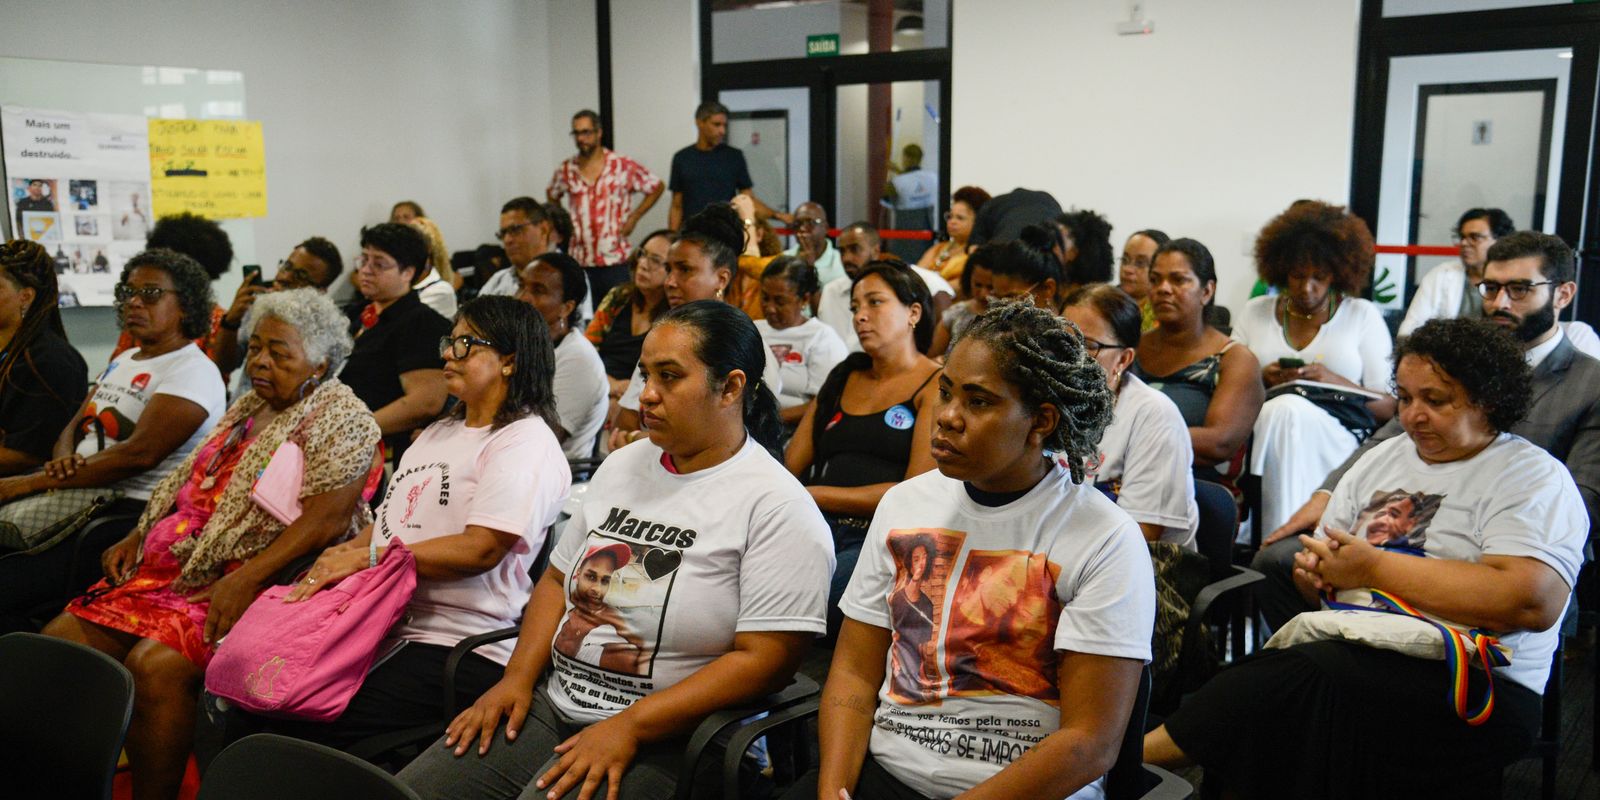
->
xmin=0 ymin=632 xmax=134 ymax=800
xmin=1192 ymin=481 xmax=1264 ymax=666
xmin=1509 ymin=642 xmax=1565 ymax=800
xmin=199 ymin=733 xmax=421 ymax=800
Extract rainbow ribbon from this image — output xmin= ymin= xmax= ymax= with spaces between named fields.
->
xmin=1323 ymin=588 xmax=1508 ymax=726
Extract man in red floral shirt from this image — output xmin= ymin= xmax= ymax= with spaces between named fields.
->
xmin=546 ymin=109 xmax=664 ymax=308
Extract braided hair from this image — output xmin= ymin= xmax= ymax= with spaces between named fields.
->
xmin=955 ymin=299 xmax=1115 ymax=483
xmin=0 ymin=239 xmax=68 ymax=393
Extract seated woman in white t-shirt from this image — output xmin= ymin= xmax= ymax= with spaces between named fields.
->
xmin=398 ymin=299 xmax=833 ymax=800
xmin=754 ymin=255 xmax=848 ymax=425
xmin=608 ymin=205 xmax=784 ymax=451
xmin=516 ymin=251 xmax=609 ymax=459
xmin=1235 ymin=201 xmax=1395 ymax=535
xmin=1062 ymin=284 xmax=1198 ymax=548
xmin=250 ymin=296 xmax=571 ymax=748
xmin=1146 ymin=318 xmax=1586 ymax=798
xmin=798 ymin=299 xmax=1154 ymax=800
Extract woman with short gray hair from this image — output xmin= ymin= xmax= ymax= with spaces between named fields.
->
xmin=43 ymin=286 xmax=382 ymax=799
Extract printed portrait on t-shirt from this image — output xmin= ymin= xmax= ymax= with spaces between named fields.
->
xmin=1351 ymin=489 xmax=1443 ymax=551
xmin=884 ymin=528 xmax=965 ymax=705
xmin=553 ymin=532 xmax=679 ymax=678
xmin=942 ymin=549 xmax=1063 ymax=703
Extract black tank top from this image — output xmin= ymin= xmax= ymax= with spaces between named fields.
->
xmin=811 ymin=369 xmax=939 ymax=488
xmin=596 ymin=302 xmax=646 ymax=380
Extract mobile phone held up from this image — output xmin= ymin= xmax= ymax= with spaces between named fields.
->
xmin=243 ymin=265 xmax=265 ymax=287
xmin=1277 ymin=357 xmax=1305 ymax=369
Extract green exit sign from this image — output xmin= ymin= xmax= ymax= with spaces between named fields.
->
xmin=806 ymin=34 xmax=840 ymax=58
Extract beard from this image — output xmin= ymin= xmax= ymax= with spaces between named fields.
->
xmin=1490 ymin=295 xmax=1556 ymax=342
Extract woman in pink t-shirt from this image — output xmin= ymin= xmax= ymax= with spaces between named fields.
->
xmin=233 ymin=296 xmax=571 ymax=750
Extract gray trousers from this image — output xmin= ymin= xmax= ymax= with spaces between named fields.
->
xmin=1250 ymin=536 xmax=1317 ymax=633
xmin=397 ymin=692 xmax=714 ymax=800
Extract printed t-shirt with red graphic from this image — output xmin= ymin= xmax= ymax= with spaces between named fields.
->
xmin=754 ymin=317 xmax=848 ymax=409
xmin=78 ymin=343 xmax=225 ymax=500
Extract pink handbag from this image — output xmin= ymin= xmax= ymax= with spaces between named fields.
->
xmin=204 ymin=539 xmax=417 ymax=722
xmin=250 ymin=440 xmax=305 ymax=525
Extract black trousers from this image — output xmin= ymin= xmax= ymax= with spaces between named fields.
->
xmin=584 ymin=263 xmax=631 ymax=311
xmin=780 ymin=754 xmax=933 ymax=800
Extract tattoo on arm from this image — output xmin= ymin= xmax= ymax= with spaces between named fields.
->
xmin=828 ymin=693 xmax=877 ymax=716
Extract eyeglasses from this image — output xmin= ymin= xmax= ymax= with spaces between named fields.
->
xmin=637 ymin=251 xmax=668 ymax=268
xmin=1118 ymin=254 xmax=1152 ymax=268
xmin=796 ymin=217 xmax=827 ymax=229
xmin=1477 ymin=280 xmax=1553 ymax=301
xmin=275 ymin=259 xmax=316 ymax=288
xmin=569 ymin=128 xmax=598 ymax=138
xmin=1081 ymin=336 xmax=1127 ymax=356
xmin=1452 ymin=232 xmax=1493 ymax=245
xmin=495 ymin=222 xmax=532 ymax=240
xmin=113 ymin=283 xmax=175 ymax=304
xmin=439 ymin=334 xmax=500 ymax=360
xmin=355 ymin=254 xmax=399 ymax=272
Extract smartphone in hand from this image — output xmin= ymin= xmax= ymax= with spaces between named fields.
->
xmin=242 ymin=264 xmax=265 ymax=286
xmin=1277 ymin=357 xmax=1306 ymax=369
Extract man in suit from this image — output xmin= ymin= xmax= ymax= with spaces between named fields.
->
xmin=1253 ymin=231 xmax=1600 ymax=631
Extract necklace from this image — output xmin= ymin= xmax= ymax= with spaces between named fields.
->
xmin=1281 ymin=293 xmax=1339 ymax=326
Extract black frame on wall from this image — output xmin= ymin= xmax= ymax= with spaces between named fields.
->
xmin=1349 ymin=1 xmax=1600 ymax=322
xmin=695 ymin=1 xmax=954 ymax=224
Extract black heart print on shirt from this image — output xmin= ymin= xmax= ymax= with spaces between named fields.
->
xmin=642 ymin=548 xmax=682 ymax=581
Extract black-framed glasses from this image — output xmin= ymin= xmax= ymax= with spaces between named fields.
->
xmin=113 ymin=283 xmax=175 ymax=304
xmin=495 ymin=222 xmax=532 ymax=240
xmin=439 ymin=334 xmax=500 ymax=360
xmin=276 ymin=259 xmax=315 ymax=287
xmin=1477 ymin=280 xmax=1553 ymax=301
xmin=795 ymin=217 xmax=827 ymax=229
xmin=1081 ymin=336 xmax=1127 ymax=357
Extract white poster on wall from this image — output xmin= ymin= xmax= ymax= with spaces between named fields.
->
xmin=3 ymin=105 xmax=152 ymax=307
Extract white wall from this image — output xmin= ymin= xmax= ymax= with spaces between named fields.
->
xmin=4 ymin=0 xmax=558 ymax=363
xmin=609 ymin=0 xmax=700 ymax=237
xmin=951 ymin=0 xmax=1361 ymax=314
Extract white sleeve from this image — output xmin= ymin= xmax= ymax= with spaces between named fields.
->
xmin=1398 ymin=266 xmax=1451 ymax=337
xmin=737 ymin=497 xmax=834 ymax=634
xmin=467 ymin=422 xmax=572 ymax=549
xmin=1356 ymin=302 xmax=1394 ymax=392
xmin=1053 ymin=519 xmax=1154 ymax=662
xmin=1563 ymin=322 xmax=1600 ymax=360
xmin=1114 ymin=399 xmax=1197 ymax=531
xmin=839 ymin=499 xmax=897 ymax=629
xmin=1478 ymin=454 xmax=1588 ymax=589
xmin=618 ymin=368 xmax=643 ymax=411
xmin=806 ymin=327 xmax=849 ymax=399
xmin=549 ymin=471 xmax=596 ymax=577
xmin=151 ymin=348 xmax=225 ymax=413
xmin=554 ymin=344 xmax=608 ymax=460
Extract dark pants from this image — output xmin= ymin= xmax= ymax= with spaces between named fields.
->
xmin=206 ymin=641 xmax=502 ymax=767
xmin=1250 ymin=535 xmax=1316 ymax=633
xmin=0 ymin=499 xmax=142 ymax=634
xmin=780 ymin=755 xmax=932 ymax=800
xmin=584 ymin=264 xmax=631 ymax=311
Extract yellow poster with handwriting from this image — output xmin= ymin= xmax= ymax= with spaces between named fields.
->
xmin=148 ymin=119 xmax=266 ymax=219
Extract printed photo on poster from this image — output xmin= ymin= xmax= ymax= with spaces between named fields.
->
xmin=20 ymin=211 xmax=61 ymax=243
xmin=552 ymin=534 xmax=681 ymax=678
xmin=110 ymin=182 xmax=152 ymax=241
xmin=1350 ymin=489 xmax=1443 ymax=551
xmin=943 ymin=549 xmax=1063 ymax=703
xmin=885 ymin=529 xmax=965 ymax=705
xmin=11 ymin=178 xmax=58 ymax=234
xmin=69 ymin=179 xmax=99 ymax=210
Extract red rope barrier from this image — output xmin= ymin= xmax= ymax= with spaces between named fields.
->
xmin=1374 ymin=244 xmax=1458 ymax=257
xmin=774 ymin=228 xmax=935 ymax=241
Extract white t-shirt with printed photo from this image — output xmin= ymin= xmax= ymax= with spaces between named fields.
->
xmin=553 ymin=332 xmax=609 ymax=460
xmin=79 ymin=343 xmax=225 ymax=500
xmin=841 ymin=464 xmax=1155 ymax=799
xmin=1080 ymin=374 xmax=1199 ymax=549
xmin=1319 ymin=432 xmax=1586 ymax=693
xmin=543 ymin=436 xmax=834 ymax=725
xmin=754 ymin=317 xmax=848 ymax=409
xmin=1233 ymin=295 xmax=1393 ymax=393
xmin=375 ymin=416 xmax=571 ymax=665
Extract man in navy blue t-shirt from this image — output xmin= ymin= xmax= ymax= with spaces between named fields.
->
xmin=668 ymin=101 xmax=791 ymax=229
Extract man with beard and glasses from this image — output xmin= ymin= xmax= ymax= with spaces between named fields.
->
xmin=1253 ymin=231 xmax=1600 ymax=632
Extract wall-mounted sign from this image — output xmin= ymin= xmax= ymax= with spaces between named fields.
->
xmin=806 ymin=34 xmax=840 ymax=58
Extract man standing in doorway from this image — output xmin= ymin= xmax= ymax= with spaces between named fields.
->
xmin=480 ymin=197 xmax=556 ymax=297
xmin=547 ymin=110 xmax=665 ymax=306
xmin=884 ymin=144 xmax=939 ymax=263
xmin=668 ymin=101 xmax=791 ymax=230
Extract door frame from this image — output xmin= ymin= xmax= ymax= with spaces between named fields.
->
xmin=1350 ymin=1 xmax=1600 ymax=321
xmin=698 ymin=1 xmax=954 ymax=227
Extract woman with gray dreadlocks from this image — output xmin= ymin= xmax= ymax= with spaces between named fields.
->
xmin=800 ymin=299 xmax=1155 ymax=800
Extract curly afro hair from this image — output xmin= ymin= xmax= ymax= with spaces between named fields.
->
xmin=147 ymin=212 xmax=234 ymax=280
xmin=1394 ymin=318 xmax=1531 ymax=433
xmin=119 ymin=248 xmax=216 ymax=340
xmin=1056 ymin=208 xmax=1114 ymax=286
xmin=1254 ymin=200 xmax=1374 ymax=295
xmin=954 ymin=299 xmax=1115 ymax=483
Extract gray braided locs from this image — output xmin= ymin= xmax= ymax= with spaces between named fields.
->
xmin=954 ymin=299 xmax=1115 ymax=484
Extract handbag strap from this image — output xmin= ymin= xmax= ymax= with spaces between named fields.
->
xmin=1323 ymin=588 xmax=1507 ymax=726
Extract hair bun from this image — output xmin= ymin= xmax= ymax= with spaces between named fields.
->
xmin=682 ymin=204 xmax=745 ymax=255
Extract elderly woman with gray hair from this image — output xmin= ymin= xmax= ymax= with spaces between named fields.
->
xmin=43 ymin=288 xmax=382 ymax=800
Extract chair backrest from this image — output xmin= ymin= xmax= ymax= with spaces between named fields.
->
xmin=1104 ymin=664 xmax=1154 ymax=800
xmin=1193 ymin=480 xmax=1240 ymax=581
xmin=199 ymin=733 xmax=422 ymax=800
xmin=0 ymin=632 xmax=134 ymax=800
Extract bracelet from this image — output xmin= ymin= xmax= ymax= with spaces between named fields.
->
xmin=219 ymin=317 xmax=242 ymax=331
xmin=369 ymin=537 xmax=380 ymax=568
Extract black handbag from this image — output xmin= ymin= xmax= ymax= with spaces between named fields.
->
xmin=1267 ymin=382 xmax=1377 ymax=442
